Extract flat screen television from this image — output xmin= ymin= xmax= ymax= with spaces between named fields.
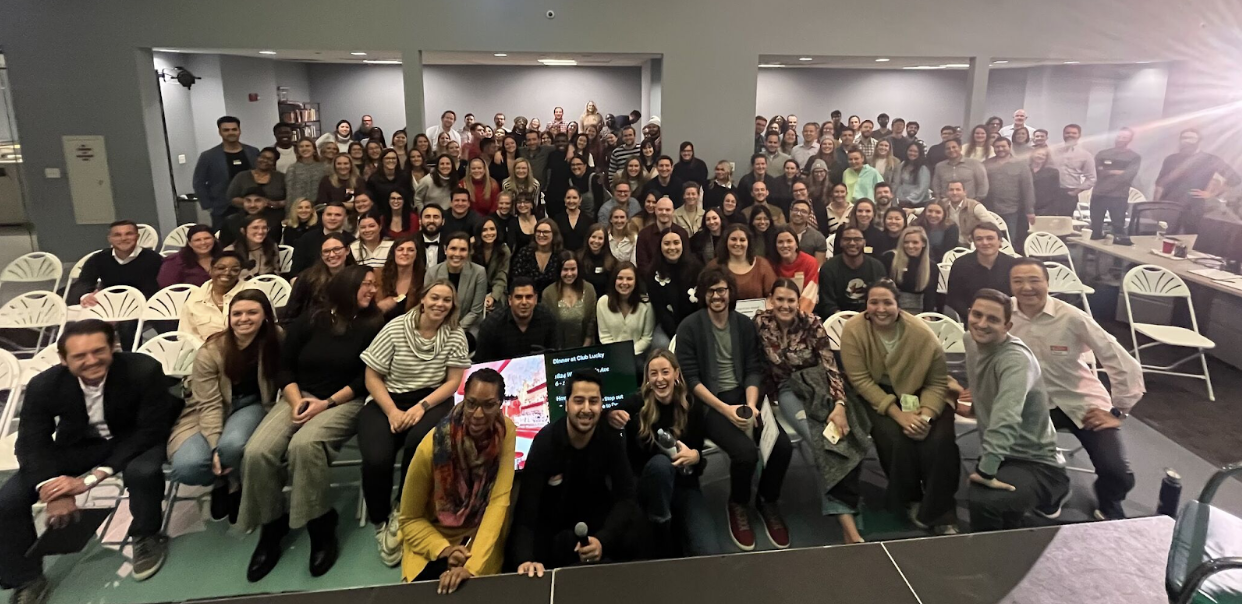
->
xmin=452 ymin=341 xmax=640 ymax=470
xmin=1193 ymin=210 xmax=1242 ymax=272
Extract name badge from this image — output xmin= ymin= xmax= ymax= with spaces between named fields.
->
xmin=1050 ymin=345 xmax=1069 ymax=355
xmin=232 ymin=159 xmax=243 ymax=165
xmin=595 ymin=267 xmax=604 ymax=274
xmin=548 ymin=474 xmax=564 ymax=486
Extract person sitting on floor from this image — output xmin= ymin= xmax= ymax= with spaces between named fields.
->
xmin=397 ymin=368 xmax=516 ymax=593
xmin=676 ymin=268 xmax=794 ymax=551
xmin=1 ymin=320 xmax=173 ymax=604
xmin=359 ymin=279 xmax=472 ymax=567
xmin=168 ymin=289 xmax=281 ymax=525
xmin=961 ymin=288 xmax=1070 ymax=532
xmin=840 ymin=279 xmax=960 ymax=535
xmin=607 ymin=350 xmax=717 ymax=558
xmin=1006 ymin=259 xmax=1144 ymax=521
xmin=512 ymin=369 xmax=646 ymax=574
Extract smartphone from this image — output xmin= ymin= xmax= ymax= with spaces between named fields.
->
xmin=823 ymin=422 xmax=841 ymax=445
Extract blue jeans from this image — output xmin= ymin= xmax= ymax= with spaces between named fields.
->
xmin=777 ymin=387 xmax=861 ymax=515
xmin=637 ymin=455 xmax=719 ymax=556
xmin=170 ymin=395 xmax=267 ymax=486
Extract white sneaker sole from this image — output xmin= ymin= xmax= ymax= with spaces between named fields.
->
xmin=726 ymin=503 xmax=756 ymax=551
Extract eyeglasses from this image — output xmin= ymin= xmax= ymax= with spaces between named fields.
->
xmin=707 ymin=286 xmax=730 ymax=296
xmin=535 ymin=230 xmax=553 ymax=236
xmin=841 ymin=237 xmax=866 ymax=243
xmin=463 ymin=397 xmax=501 ymax=413
xmin=321 ymin=246 xmax=347 ymax=256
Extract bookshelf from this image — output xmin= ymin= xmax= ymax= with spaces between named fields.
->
xmin=279 ymin=100 xmax=321 ymax=139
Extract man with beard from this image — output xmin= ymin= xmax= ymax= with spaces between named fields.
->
xmin=1153 ymin=128 xmax=1241 ymax=234
xmin=816 ymin=226 xmax=887 ymax=316
xmin=511 ymin=369 xmax=644 ymax=573
xmin=676 ymin=268 xmax=794 ymax=551
xmin=420 ymin=204 xmax=448 ymax=268
xmin=474 ymin=278 xmax=557 ymax=363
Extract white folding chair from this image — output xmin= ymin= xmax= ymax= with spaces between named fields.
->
xmin=161 ymin=223 xmax=197 ymax=254
xmin=822 ymin=311 xmax=858 ymax=351
xmin=1044 ymin=261 xmax=1094 ymax=316
xmin=83 ymin=286 xmax=147 ymax=350
xmin=0 ymin=291 xmax=68 ymax=354
xmin=278 ymin=245 xmax=295 ymax=274
xmin=19 ymin=345 xmax=60 ymax=387
xmin=137 ymin=284 xmax=196 ymax=349
xmin=936 ymin=262 xmax=952 ymax=295
xmin=1127 ymin=187 xmax=1146 ymax=204
xmin=1024 ymin=231 xmax=1075 ymax=271
xmin=917 ymin=312 xmax=965 ymax=353
xmin=0 ymin=350 xmax=22 ymax=472
xmin=136 ymin=331 xmax=203 ymax=378
xmin=137 ymin=224 xmax=160 ymax=250
xmin=62 ymin=250 xmax=100 ymax=299
xmin=941 ymin=247 xmax=972 ymax=264
xmin=999 ymin=239 xmax=1019 ymax=257
xmin=825 ymin=233 xmax=836 ymax=258
xmin=1076 ymin=189 xmax=1093 ymax=222
xmin=667 ymin=335 xmax=677 ymax=353
xmin=0 ymin=252 xmax=64 ymax=296
xmin=245 ymin=274 xmax=293 ymax=309
xmin=1122 ymin=264 xmax=1216 ymax=401
xmin=985 ymin=210 xmax=1010 ymax=240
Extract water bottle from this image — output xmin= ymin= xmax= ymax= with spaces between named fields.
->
xmin=656 ymin=429 xmax=692 ymax=475
xmin=736 ymin=405 xmax=755 ymax=437
xmin=1156 ymin=468 xmax=1182 ymax=518
xmin=1156 ymin=220 xmax=1169 ymax=242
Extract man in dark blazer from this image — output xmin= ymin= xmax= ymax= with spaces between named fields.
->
xmin=290 ymin=202 xmax=354 ymax=276
xmin=192 ymin=115 xmax=260 ymax=230
xmin=0 ymin=320 xmax=174 ymax=603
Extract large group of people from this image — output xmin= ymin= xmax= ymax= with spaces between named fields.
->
xmin=11 ymin=102 xmax=1214 ymax=604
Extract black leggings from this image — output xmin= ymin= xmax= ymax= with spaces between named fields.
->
xmin=357 ymin=388 xmax=451 ymax=524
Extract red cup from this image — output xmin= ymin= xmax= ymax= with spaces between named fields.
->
xmin=1162 ymin=239 xmax=1176 ymax=254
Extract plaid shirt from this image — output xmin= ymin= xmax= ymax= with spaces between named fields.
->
xmin=857 ymin=136 xmax=879 ymax=160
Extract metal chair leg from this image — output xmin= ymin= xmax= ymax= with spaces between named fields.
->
xmin=1199 ymin=351 xmax=1215 ymax=402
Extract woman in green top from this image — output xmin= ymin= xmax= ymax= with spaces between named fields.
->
xmin=540 ymin=250 xmax=597 ymax=350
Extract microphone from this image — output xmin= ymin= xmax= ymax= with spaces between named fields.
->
xmin=574 ymin=522 xmax=590 ymax=547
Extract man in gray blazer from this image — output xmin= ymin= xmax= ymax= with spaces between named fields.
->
xmin=426 ymin=232 xmax=488 ymax=332
xmin=193 ymin=116 xmax=259 ymax=229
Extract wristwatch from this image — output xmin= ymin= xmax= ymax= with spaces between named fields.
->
xmin=1109 ymin=408 xmax=1127 ymax=420
xmin=325 ymin=396 xmax=338 ymax=409
xmin=419 ymin=400 xmax=431 ymax=412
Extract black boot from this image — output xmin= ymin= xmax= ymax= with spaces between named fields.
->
xmin=651 ymin=520 xmax=675 ymax=559
xmin=209 ymin=480 xmax=230 ymax=521
xmin=247 ymin=515 xmax=288 ymax=582
xmin=307 ymin=509 xmax=340 ymax=577
xmin=228 ymin=488 xmax=243 ymax=525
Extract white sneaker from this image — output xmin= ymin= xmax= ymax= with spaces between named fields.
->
xmin=376 ymin=510 xmax=402 ymax=567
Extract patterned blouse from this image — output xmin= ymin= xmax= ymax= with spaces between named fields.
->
xmin=753 ymin=309 xmax=846 ymax=402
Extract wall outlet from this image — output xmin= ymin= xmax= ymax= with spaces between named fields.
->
xmin=177 ymin=154 xmax=187 ymax=164
xmin=44 ymin=168 xmax=61 ymax=178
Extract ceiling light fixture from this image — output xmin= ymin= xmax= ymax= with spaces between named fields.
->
xmin=799 ymin=57 xmax=813 ymax=61
xmin=350 ymin=52 xmax=367 ymax=56
xmin=941 ymin=63 xmax=970 ymax=68
xmin=1137 ymin=60 xmax=1153 ymax=64
xmin=259 ymin=50 xmax=277 ymax=55
xmin=758 ymin=63 xmax=784 ymax=68
xmin=538 ymin=59 xmax=577 ymax=66
xmin=1063 ymin=61 xmax=1080 ymax=65
xmin=992 ymin=60 xmax=1009 ymax=64
xmin=363 ymin=59 xmax=402 ymax=65
xmin=494 ymin=53 xmax=508 ymax=57
xmin=903 ymin=65 xmax=944 ymax=70
xmin=875 ymin=58 xmax=890 ymax=62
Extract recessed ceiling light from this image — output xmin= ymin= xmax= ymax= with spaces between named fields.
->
xmin=494 ymin=53 xmax=508 ymax=57
xmin=350 ymin=52 xmax=367 ymax=56
xmin=758 ymin=63 xmax=784 ymax=68
xmin=1137 ymin=60 xmax=1153 ymax=64
xmin=903 ymin=65 xmax=945 ymax=70
xmin=538 ymin=59 xmax=577 ymax=66
xmin=875 ymin=58 xmax=890 ymax=62
xmin=363 ymin=59 xmax=402 ymax=65
xmin=941 ymin=63 xmax=970 ymax=68
xmin=799 ymin=57 xmax=813 ymax=61
xmin=259 ymin=50 xmax=277 ymax=55
xmin=1063 ymin=61 xmax=1080 ymax=65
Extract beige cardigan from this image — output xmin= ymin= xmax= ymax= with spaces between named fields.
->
xmin=167 ymin=336 xmax=277 ymax=455
xmin=839 ymin=310 xmax=949 ymax=418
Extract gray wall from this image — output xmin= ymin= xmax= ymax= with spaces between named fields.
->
xmin=307 ymin=63 xmax=406 ymax=138
xmin=2 ymin=0 xmax=1237 ymax=259
xmin=219 ymin=55 xmax=280 ymax=142
xmin=153 ymin=52 xmax=198 ymax=194
xmin=756 ymin=68 xmax=969 ymax=135
xmin=421 ymin=65 xmax=641 ymax=132
xmin=274 ymin=61 xmax=310 ymax=103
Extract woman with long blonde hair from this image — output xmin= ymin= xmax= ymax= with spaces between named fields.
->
xmin=887 ymin=226 xmax=938 ymax=312
xmin=502 ymin=157 xmax=541 ymax=208
xmin=606 ymin=349 xmax=714 ymax=557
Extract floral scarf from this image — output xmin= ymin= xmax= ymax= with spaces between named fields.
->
xmin=431 ymin=402 xmax=505 ymax=528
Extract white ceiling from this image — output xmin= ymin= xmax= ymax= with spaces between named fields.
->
xmin=758 ymin=55 xmax=1163 ymax=69
xmin=150 ymin=48 xmax=659 ymax=66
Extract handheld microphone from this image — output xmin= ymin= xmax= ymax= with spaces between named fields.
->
xmin=574 ymin=522 xmax=590 ymax=547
